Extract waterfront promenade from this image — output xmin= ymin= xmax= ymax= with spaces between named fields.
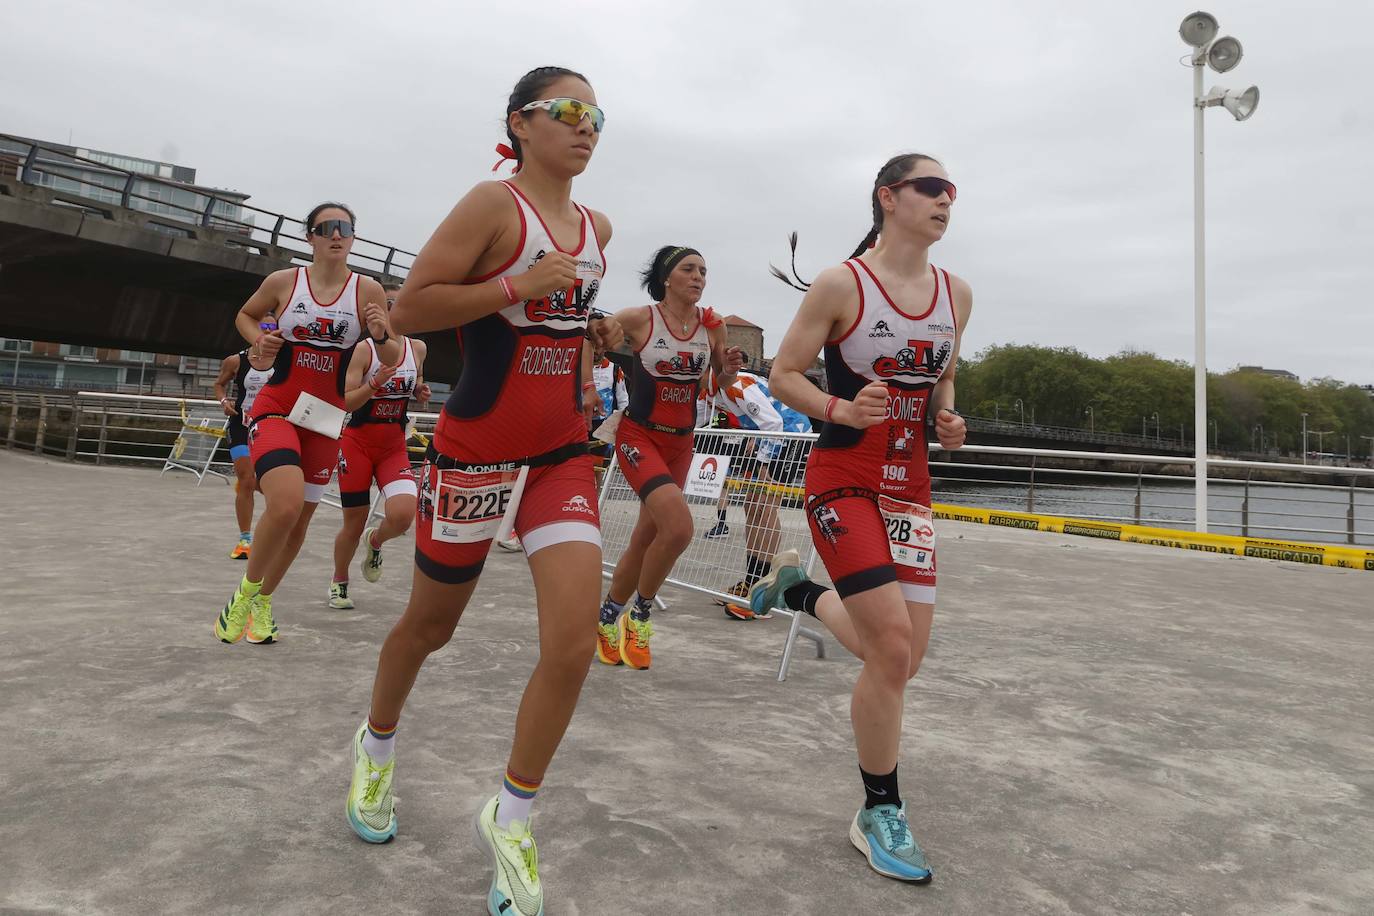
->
xmin=2 ymin=449 xmax=1370 ymax=915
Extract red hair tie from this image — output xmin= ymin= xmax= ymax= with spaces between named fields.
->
xmin=701 ymin=306 xmax=723 ymax=329
xmin=491 ymin=143 xmax=521 ymax=174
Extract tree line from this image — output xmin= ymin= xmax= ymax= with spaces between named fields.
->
xmin=953 ymin=344 xmax=1374 ymax=458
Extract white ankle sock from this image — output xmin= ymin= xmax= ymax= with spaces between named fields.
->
xmin=361 ymin=730 xmax=395 ymax=764
xmin=496 ymin=785 xmax=535 ymax=828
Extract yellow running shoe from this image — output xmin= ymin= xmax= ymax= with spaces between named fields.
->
xmin=214 ymin=586 xmax=252 ymax=644
xmin=474 ymin=793 xmax=544 ymax=916
xmin=346 ymin=722 xmax=397 ymax=843
xmin=360 ymin=526 xmax=384 ymax=583
xmin=245 ymin=593 xmax=278 ymax=644
xmin=619 ymin=613 xmax=653 ymax=670
xmin=229 ymin=538 xmax=251 ymax=560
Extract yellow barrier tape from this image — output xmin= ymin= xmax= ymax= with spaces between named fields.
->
xmin=176 ymin=399 xmax=227 ymax=438
xmin=723 ymin=476 xmax=805 ymax=499
xmin=930 ymin=503 xmax=1374 ymax=572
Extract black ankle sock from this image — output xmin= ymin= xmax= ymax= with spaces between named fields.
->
xmin=783 ymin=581 xmax=830 ymax=617
xmin=716 ymin=507 xmax=727 ymax=523
xmin=860 ymin=765 xmax=901 ymax=809
xmin=630 ymin=594 xmax=653 ymax=620
xmin=744 ymin=556 xmax=770 ymax=588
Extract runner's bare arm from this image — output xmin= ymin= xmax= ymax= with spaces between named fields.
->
xmin=235 ymin=269 xmax=293 ymax=350
xmin=342 ymin=343 xmax=378 ymax=411
xmin=411 ymin=339 xmax=431 ymax=405
xmin=360 ymin=277 xmax=404 ymax=366
xmin=612 ymin=304 xmax=653 ymax=352
xmin=931 ymin=275 xmax=972 ymax=449
xmin=213 ymin=355 xmax=238 ymax=415
xmin=707 ymin=322 xmax=741 ymax=389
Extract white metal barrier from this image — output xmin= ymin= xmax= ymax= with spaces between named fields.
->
xmin=160 ymin=406 xmax=230 ymax=485
xmin=597 ymin=426 xmax=829 ymax=681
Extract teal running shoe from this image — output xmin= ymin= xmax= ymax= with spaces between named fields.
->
xmin=850 ymin=802 xmax=933 ymax=883
xmin=748 ymin=548 xmax=807 ymax=617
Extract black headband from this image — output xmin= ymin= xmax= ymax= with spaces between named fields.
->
xmin=661 ymin=246 xmax=702 ymax=280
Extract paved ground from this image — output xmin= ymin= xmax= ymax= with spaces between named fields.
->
xmin=2 ymin=449 xmax=1371 ymax=916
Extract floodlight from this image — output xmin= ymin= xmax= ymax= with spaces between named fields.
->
xmin=1208 ymin=36 xmax=1243 ymax=72
xmin=1220 ymin=85 xmax=1259 ymax=120
xmin=1179 ymin=11 xmax=1219 ymax=48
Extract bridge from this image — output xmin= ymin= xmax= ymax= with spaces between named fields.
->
xmin=0 ymin=134 xmax=463 ymax=379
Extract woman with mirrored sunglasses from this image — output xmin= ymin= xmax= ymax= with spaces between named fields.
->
xmin=756 ymin=153 xmax=972 ymax=885
xmin=343 ymin=66 xmax=620 ymax=916
xmin=212 ymin=201 xmax=402 ymax=647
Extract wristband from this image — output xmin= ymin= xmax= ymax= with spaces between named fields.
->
xmin=582 ymin=382 xmax=597 ymax=392
xmin=498 ymin=276 xmax=520 ymax=305
xmin=370 ymin=330 xmax=391 ymax=344
xmin=824 ymin=395 xmax=839 ymax=422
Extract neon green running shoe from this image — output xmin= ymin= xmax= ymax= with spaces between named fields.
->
xmin=474 ymin=793 xmax=544 ymax=916
xmin=245 ymin=593 xmax=277 ymax=644
xmin=360 ymin=526 xmax=384 ymax=583
xmin=346 ymin=722 xmax=397 ymax=843
xmin=214 ymin=586 xmax=252 ymax=643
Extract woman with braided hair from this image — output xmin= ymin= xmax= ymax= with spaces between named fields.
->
xmin=753 ymin=152 xmax=972 ymax=885
xmin=594 ymin=245 xmax=743 ymax=670
xmin=343 ymin=65 xmax=620 ymax=916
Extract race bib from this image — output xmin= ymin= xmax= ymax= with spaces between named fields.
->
xmin=287 ymin=392 xmax=347 ymax=439
xmin=878 ymin=496 xmax=935 ymax=570
xmin=430 ymin=464 xmax=522 ymax=544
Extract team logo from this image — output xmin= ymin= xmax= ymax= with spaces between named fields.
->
xmin=292 ymin=302 xmax=308 ymax=314
xmin=809 ymin=501 xmax=848 ymax=547
xmin=619 ymin=443 xmax=642 ymax=468
xmin=336 ymin=450 xmax=348 ymax=475
xmin=562 ymin=494 xmax=595 ymax=515
xmin=869 ymin=320 xmax=896 ymax=338
xmin=654 ymin=350 xmax=708 ymax=376
xmin=872 ymin=338 xmax=952 ymax=380
xmin=697 ymin=457 xmax=720 ymax=481
xmin=292 ymin=316 xmax=352 ymax=343
xmin=655 ymin=338 xmax=668 ymax=348
xmin=313 ymin=467 xmax=332 ymax=481
xmin=525 ymin=279 xmax=591 ymax=323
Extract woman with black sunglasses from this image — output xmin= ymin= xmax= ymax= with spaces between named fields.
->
xmin=754 ymin=153 xmax=972 ymax=885
xmin=343 ymin=66 xmax=619 ymax=916
xmin=212 ymin=202 xmax=401 ymax=647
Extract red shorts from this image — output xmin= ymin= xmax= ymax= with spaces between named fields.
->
xmin=249 ymin=416 xmax=339 ymax=503
xmin=414 ymin=453 xmax=601 ymax=585
xmin=803 ymin=459 xmax=937 ymax=604
xmin=338 ymin=424 xmax=417 ymax=508
xmin=614 ymin=419 xmax=694 ymax=499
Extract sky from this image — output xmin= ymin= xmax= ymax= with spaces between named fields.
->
xmin=3 ymin=0 xmax=1370 ymax=384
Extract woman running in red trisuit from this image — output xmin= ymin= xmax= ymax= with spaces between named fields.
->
xmin=755 ymin=153 xmax=972 ymax=884
xmin=343 ymin=67 xmax=619 ymax=916
xmin=213 ymin=202 xmax=401 ymax=645
xmin=329 ymin=287 xmax=431 ymax=608
xmin=594 ymin=246 xmax=742 ymax=670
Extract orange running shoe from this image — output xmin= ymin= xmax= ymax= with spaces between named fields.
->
xmin=619 ymin=612 xmax=654 ymax=670
xmin=596 ymin=619 xmax=622 ymax=666
xmin=229 ymin=538 xmax=251 ymax=560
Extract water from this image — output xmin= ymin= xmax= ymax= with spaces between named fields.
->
xmin=933 ymin=479 xmax=1374 ymax=546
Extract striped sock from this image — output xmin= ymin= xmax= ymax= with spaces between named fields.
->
xmin=496 ymin=767 xmax=541 ymax=828
xmin=362 ymin=717 xmax=396 ymax=764
xmin=239 ymin=531 xmax=252 ymax=542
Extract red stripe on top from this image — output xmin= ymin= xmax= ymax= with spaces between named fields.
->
xmin=853 ymin=259 xmax=939 ymax=321
xmin=303 ymin=266 xmax=355 ymax=308
xmin=659 ymin=303 xmax=702 ymax=342
xmin=829 ymin=261 xmax=867 ymax=345
xmin=505 ymin=181 xmax=587 ymax=256
xmin=635 ymin=305 xmax=654 ymax=353
xmin=467 ymin=183 xmax=528 ymax=284
xmin=941 ymin=268 xmax=958 ymax=336
xmin=582 ymin=204 xmax=608 ymax=276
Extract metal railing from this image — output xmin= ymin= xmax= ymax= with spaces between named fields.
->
xmin=3 ymin=390 xmax=1370 ymax=548
xmin=0 ymin=133 xmax=415 ymax=281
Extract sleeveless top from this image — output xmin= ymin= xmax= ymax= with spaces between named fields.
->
xmin=626 ymin=304 xmax=711 ymax=433
xmin=232 ymin=349 xmax=273 ymax=416
xmin=434 ymin=181 xmax=607 ymax=462
xmin=348 ymin=337 xmax=418 ymax=427
xmin=251 ymin=266 xmax=363 ymax=418
xmin=812 ymin=259 xmax=957 ymax=500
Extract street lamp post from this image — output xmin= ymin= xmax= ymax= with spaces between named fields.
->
xmin=1085 ymin=405 xmax=1094 ymax=434
xmin=1014 ymin=398 xmax=1025 ymax=427
xmin=1209 ymin=417 xmax=1218 ymax=449
xmin=1314 ymin=430 xmax=1333 ymax=458
xmin=1361 ymin=435 xmax=1374 ymax=467
xmin=1180 ymin=11 xmax=1260 ymax=532
xmin=1302 ymin=412 xmax=1309 ymax=465
xmin=1151 ymin=412 xmax=1160 ymax=444
xmin=1253 ymin=423 xmax=1264 ymax=453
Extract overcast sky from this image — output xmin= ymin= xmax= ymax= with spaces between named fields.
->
xmin=4 ymin=0 xmax=1370 ymax=384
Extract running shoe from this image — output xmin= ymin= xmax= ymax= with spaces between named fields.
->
xmin=346 ymin=722 xmax=397 ymax=844
xmin=596 ymin=619 xmax=622 ymax=666
xmin=495 ymin=533 xmax=522 ymax=552
xmin=229 ymin=538 xmax=251 ymax=560
xmin=619 ymin=613 xmax=653 ymax=670
xmin=328 ymin=581 xmax=355 ymax=610
xmin=214 ymin=585 xmax=252 ymax=644
xmin=850 ymin=802 xmax=933 ymax=884
xmin=726 ymin=580 xmax=750 ymax=599
xmin=474 ymin=793 xmax=544 ymax=916
xmin=704 ymin=520 xmax=730 ymax=540
xmin=360 ymin=526 xmax=384 ymax=583
xmin=245 ymin=593 xmax=277 ymax=644
xmin=749 ymin=549 xmax=806 ymax=619
xmin=722 ymin=603 xmax=756 ymax=621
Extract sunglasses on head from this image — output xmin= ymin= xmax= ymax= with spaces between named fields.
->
xmin=311 ymin=219 xmax=354 ymax=239
xmin=886 ymin=176 xmax=957 ymax=203
xmin=520 ymin=97 xmax=605 ymax=133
